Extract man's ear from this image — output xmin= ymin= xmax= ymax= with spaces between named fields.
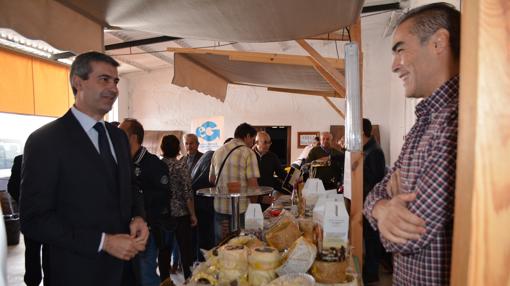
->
xmin=72 ymin=75 xmax=82 ymax=93
xmin=431 ymin=28 xmax=450 ymax=54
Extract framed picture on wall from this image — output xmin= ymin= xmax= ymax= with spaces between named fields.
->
xmin=297 ymin=131 xmax=320 ymax=148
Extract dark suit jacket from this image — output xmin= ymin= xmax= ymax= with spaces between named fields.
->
xmin=20 ymin=110 xmax=144 ymax=286
xmin=7 ymin=154 xmax=22 ymax=203
xmin=182 ymin=151 xmax=203 ymax=171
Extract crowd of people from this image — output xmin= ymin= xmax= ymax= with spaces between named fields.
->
xmin=7 ymin=2 xmax=460 ymax=286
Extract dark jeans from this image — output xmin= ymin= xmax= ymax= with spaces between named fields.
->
xmin=157 ymin=215 xmax=193 ymax=280
xmin=363 ymin=217 xmax=384 ymax=282
xmin=24 ymin=236 xmax=49 ymax=286
xmin=193 ymin=197 xmax=216 ymax=250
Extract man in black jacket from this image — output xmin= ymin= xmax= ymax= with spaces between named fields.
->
xmin=190 ymin=150 xmax=215 ymax=261
xmin=362 ymin=118 xmax=387 ymax=284
xmin=253 ymin=131 xmax=286 ymax=209
xmin=119 ymin=118 xmax=170 ymax=286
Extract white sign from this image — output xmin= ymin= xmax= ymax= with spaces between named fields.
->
xmin=191 ymin=116 xmax=224 ymax=152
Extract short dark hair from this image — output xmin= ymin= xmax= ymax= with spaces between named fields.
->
xmin=234 ymin=123 xmax=257 ymax=139
xmin=121 ymin=118 xmax=144 ymax=145
xmin=314 ymin=136 xmax=320 ymax=142
xmin=397 ymin=2 xmax=460 ymax=59
xmin=160 ymin=135 xmax=180 ymax=158
xmin=70 ymin=51 xmax=120 ymax=95
xmin=363 ymin=118 xmax=372 ymax=137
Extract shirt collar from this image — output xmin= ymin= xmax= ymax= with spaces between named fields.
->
xmin=71 ymin=106 xmax=104 ymax=132
xmin=133 ymin=146 xmax=147 ymax=164
xmin=415 ymin=75 xmax=459 ymax=118
xmin=231 ymin=138 xmax=246 ymax=147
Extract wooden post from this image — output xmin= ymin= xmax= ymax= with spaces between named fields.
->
xmin=451 ymin=0 xmax=510 ymax=285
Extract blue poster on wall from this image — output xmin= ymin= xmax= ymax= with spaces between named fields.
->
xmin=191 ymin=116 xmax=224 ymax=152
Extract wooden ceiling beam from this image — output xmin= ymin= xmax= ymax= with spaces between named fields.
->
xmin=167 ymin=47 xmax=344 ymax=69
xmin=267 ymin=87 xmax=344 ymax=98
xmin=305 ymin=31 xmax=350 ymax=41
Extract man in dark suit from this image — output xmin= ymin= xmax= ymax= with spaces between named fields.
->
xmin=182 ymin=133 xmax=203 ymax=171
xmin=20 ymin=51 xmax=149 ymax=286
xmin=8 ymin=154 xmax=49 ymax=286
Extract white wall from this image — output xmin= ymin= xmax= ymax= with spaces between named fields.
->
xmin=118 ymin=12 xmax=417 ymax=165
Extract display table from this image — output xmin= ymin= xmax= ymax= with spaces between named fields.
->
xmin=196 ymin=186 xmax=273 ymax=232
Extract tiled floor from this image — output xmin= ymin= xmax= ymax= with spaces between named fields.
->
xmin=8 ymin=235 xmax=392 ymax=286
xmin=7 ymin=235 xmax=26 ymax=286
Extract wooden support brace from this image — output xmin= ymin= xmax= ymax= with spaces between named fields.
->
xmin=295 ymin=39 xmax=346 ymax=96
xmin=322 ymin=96 xmax=345 ymax=119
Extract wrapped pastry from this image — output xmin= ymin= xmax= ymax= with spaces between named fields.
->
xmin=248 ymin=269 xmax=277 ymax=286
xmin=228 ymin=235 xmax=264 ymax=249
xmin=310 ymin=259 xmax=348 ymax=283
xmin=266 ymin=273 xmax=315 ymax=286
xmin=310 ymin=246 xmax=350 ymax=284
xmin=276 ymin=237 xmax=317 ymax=276
xmin=248 ymin=247 xmax=280 ymax=286
xmin=248 ymin=247 xmax=280 ymax=270
xmin=219 ymin=269 xmax=248 ymax=284
xmin=190 ymin=260 xmax=219 ymax=286
xmin=265 ymin=220 xmax=301 ymax=251
xmin=218 ymin=245 xmax=248 ymax=284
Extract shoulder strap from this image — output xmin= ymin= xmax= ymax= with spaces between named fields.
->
xmin=215 ymin=144 xmax=245 ymax=186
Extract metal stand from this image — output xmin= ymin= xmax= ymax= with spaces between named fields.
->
xmin=230 ymin=195 xmax=240 ymax=232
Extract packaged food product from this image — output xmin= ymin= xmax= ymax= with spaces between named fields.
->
xmin=276 ymin=237 xmax=317 ymax=276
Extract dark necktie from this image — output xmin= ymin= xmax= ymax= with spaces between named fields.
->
xmin=93 ymin=122 xmax=117 ymax=180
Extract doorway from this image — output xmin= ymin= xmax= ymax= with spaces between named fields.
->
xmin=253 ymin=126 xmax=291 ymax=166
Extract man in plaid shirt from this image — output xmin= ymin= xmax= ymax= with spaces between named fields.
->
xmin=209 ymin=123 xmax=260 ymax=243
xmin=363 ymin=3 xmax=460 ymax=285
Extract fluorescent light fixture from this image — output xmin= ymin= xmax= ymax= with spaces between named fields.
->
xmin=344 ymin=42 xmax=362 ymax=151
xmin=0 ymin=28 xmax=73 ymax=64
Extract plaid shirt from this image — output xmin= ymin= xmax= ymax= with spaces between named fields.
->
xmin=210 ymin=139 xmax=260 ymax=214
xmin=364 ymin=76 xmax=459 ymax=286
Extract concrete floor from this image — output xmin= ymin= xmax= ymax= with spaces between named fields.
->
xmin=7 ymin=235 xmax=392 ymax=286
